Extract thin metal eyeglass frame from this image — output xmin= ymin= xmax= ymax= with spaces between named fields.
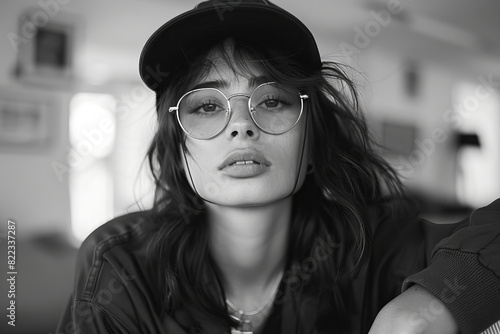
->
xmin=168 ymin=82 xmax=309 ymax=140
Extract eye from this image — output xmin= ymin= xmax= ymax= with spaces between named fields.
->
xmin=190 ymin=99 xmax=226 ymax=115
xmin=200 ymin=102 xmax=218 ymax=112
xmin=256 ymin=95 xmax=292 ymax=111
xmin=263 ymin=99 xmax=280 ymax=108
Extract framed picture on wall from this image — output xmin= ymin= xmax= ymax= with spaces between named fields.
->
xmin=15 ymin=8 xmax=76 ymax=87
xmin=0 ymin=88 xmax=53 ymax=151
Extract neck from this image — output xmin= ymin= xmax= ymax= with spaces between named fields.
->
xmin=206 ymin=197 xmax=291 ymax=310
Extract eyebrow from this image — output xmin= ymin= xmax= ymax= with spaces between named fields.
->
xmin=189 ymin=75 xmax=272 ymax=91
xmin=248 ymin=76 xmax=272 ymax=87
xmin=189 ymin=79 xmax=227 ymax=91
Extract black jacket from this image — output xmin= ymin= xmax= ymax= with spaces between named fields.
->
xmin=56 ymin=199 xmax=500 ymax=333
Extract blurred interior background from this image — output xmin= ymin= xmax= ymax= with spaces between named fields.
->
xmin=0 ymin=0 xmax=499 ymax=332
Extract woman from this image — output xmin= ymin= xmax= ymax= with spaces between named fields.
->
xmin=57 ymin=1 xmax=500 ymax=333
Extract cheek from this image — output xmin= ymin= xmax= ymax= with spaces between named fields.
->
xmin=274 ymin=133 xmax=309 ymax=189
xmin=182 ymin=139 xmax=222 ymax=196
xmin=275 ymin=117 xmax=311 ymax=192
xmin=274 ymin=138 xmax=302 ymax=175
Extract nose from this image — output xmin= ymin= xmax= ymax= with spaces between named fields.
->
xmin=225 ymin=95 xmax=260 ymax=140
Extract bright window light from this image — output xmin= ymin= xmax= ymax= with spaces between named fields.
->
xmin=69 ymin=93 xmax=116 ymax=243
xmin=452 ymin=81 xmax=500 ymax=207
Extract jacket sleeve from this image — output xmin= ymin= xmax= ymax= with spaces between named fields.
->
xmin=55 ymin=293 xmax=188 ymax=334
xmin=54 ymin=214 xmax=189 ymax=334
xmin=54 ymin=230 xmax=143 ymax=334
xmin=55 ymin=296 xmax=133 ymax=334
xmin=402 ymin=198 xmax=500 ymax=334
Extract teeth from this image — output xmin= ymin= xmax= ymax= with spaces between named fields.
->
xmin=234 ymin=160 xmax=258 ymax=165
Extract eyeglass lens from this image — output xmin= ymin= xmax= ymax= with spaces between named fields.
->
xmin=177 ymin=83 xmax=303 ymax=139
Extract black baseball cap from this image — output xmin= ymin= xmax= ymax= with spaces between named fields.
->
xmin=139 ymin=0 xmax=322 ymax=91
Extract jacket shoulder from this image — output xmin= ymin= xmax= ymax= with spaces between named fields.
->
xmin=74 ymin=211 xmax=157 ymax=301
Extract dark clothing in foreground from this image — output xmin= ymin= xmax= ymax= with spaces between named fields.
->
xmin=57 ymin=199 xmax=500 ymax=333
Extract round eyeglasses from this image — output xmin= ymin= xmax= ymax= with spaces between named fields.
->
xmin=168 ymin=82 xmax=309 ymax=139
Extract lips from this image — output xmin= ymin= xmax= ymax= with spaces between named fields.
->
xmin=218 ymin=149 xmax=271 ymax=170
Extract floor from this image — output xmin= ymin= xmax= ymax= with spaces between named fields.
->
xmin=0 ymin=233 xmax=77 ymax=334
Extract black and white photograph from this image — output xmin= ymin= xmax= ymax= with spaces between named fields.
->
xmin=0 ymin=0 xmax=499 ymax=333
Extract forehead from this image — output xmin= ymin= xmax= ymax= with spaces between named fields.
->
xmin=188 ymin=43 xmax=270 ymax=90
xmin=193 ymin=68 xmax=270 ymax=91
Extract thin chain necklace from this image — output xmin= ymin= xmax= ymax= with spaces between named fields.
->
xmin=226 ymin=271 xmax=284 ymax=334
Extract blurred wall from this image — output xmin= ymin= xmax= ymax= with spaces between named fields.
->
xmin=313 ymin=10 xmax=500 ymax=207
xmin=0 ymin=0 xmax=178 ymax=237
xmin=0 ymin=1 xmax=72 ymax=236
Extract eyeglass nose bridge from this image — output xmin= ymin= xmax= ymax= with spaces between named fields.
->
xmin=226 ymin=92 xmax=255 ymax=115
xmin=227 ymin=92 xmax=250 ymax=100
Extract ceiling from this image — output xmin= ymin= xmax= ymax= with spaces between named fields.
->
xmin=279 ymin=0 xmax=500 ymax=76
xmin=47 ymin=0 xmax=500 ymax=84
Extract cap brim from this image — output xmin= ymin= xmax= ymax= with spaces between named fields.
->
xmin=139 ymin=3 xmax=321 ymax=91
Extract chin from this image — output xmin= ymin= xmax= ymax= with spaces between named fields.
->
xmin=202 ymin=184 xmax=294 ymax=207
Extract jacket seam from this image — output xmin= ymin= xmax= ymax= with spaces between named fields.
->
xmin=81 ymin=220 xmax=146 ymax=301
xmin=74 ymin=299 xmax=128 ymax=333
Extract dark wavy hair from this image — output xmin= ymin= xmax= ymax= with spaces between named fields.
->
xmin=146 ymin=37 xmax=404 ymax=329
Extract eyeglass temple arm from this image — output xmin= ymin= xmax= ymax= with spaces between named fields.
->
xmin=300 ymin=94 xmax=309 ymax=100
xmin=169 ymin=107 xmax=178 ymax=113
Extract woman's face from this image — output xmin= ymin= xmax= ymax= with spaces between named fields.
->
xmin=181 ymin=54 xmax=310 ymax=207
